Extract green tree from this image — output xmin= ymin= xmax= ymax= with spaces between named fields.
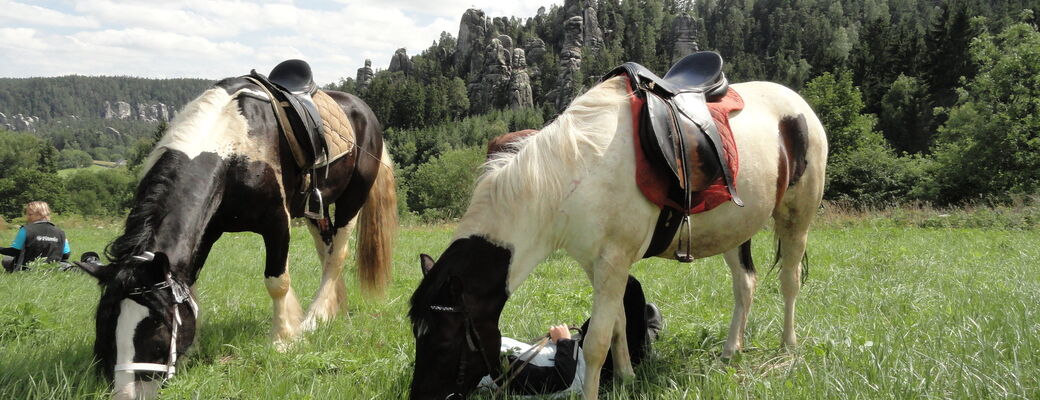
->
xmin=57 ymin=149 xmax=93 ymax=169
xmin=931 ymin=22 xmax=1040 ymax=203
xmin=64 ymin=168 xmax=136 ymax=216
xmin=879 ymin=74 xmax=933 ymax=154
xmin=407 ymin=147 xmax=486 ymax=220
xmin=0 ymin=169 xmax=67 ymax=219
xmin=801 ymin=71 xmax=881 ymax=158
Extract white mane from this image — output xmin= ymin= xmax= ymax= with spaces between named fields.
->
xmin=468 ymin=77 xmax=631 ymax=223
xmin=141 ymin=88 xmax=252 ymax=173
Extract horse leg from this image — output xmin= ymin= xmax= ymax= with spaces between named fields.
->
xmin=262 ymin=219 xmax=304 ymax=349
xmin=581 ymin=254 xmax=633 ymax=400
xmin=302 ymin=218 xmax=357 ymax=331
xmin=612 ymin=304 xmax=634 ymax=377
xmin=580 ymin=262 xmax=636 ymax=381
xmin=777 ymin=227 xmax=808 ymax=349
xmin=722 ymin=240 xmax=757 ymax=360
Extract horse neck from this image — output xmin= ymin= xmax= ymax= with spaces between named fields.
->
xmin=453 ymin=183 xmax=563 ymax=293
xmin=137 ymin=152 xmax=228 ymax=279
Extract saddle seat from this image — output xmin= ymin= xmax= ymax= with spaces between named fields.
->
xmin=269 ymin=59 xmax=318 ymax=95
xmin=662 ymin=51 xmax=728 ymax=101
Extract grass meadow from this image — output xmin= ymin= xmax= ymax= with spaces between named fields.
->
xmin=1 ymin=214 xmax=1038 ymax=399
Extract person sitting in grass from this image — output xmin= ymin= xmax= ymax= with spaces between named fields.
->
xmin=478 ymin=275 xmax=663 ymax=397
xmin=1 ymin=201 xmax=70 ymax=272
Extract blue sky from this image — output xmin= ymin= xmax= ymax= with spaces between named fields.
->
xmin=0 ymin=0 xmax=562 ymax=84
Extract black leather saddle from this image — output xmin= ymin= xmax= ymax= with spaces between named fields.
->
xmin=247 ymin=59 xmax=331 ymax=219
xmin=249 ymin=59 xmax=329 ymax=168
xmin=604 ymin=51 xmax=742 ymax=261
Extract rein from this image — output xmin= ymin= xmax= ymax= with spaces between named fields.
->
xmin=113 ymin=253 xmax=198 ymax=381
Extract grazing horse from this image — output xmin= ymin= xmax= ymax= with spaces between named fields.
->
xmin=408 ymin=77 xmax=826 ymax=399
xmin=75 ymin=77 xmax=397 ymax=399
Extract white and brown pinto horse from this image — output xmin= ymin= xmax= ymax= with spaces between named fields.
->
xmin=75 ymin=78 xmax=397 ymax=399
xmin=409 ymin=77 xmax=826 ymax=399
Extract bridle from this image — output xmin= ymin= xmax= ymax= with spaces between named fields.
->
xmin=425 ymin=277 xmax=500 ymax=400
xmin=112 ymin=252 xmax=199 ymax=380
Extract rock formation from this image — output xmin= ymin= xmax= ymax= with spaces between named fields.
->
xmin=509 ymin=49 xmax=534 ymax=109
xmin=471 ymin=37 xmax=513 ymax=113
xmin=455 ymin=8 xmax=491 ymax=78
xmin=388 ymin=48 xmax=414 ymax=75
xmin=549 ymin=16 xmax=586 ymax=111
xmin=565 ymin=0 xmax=604 ymax=51
xmin=115 ymin=101 xmax=132 ymax=120
xmin=4 ymin=113 xmax=38 ymax=132
xmin=356 ymin=59 xmax=374 ymax=91
xmin=100 ymin=101 xmax=173 ymax=122
xmin=672 ymin=14 xmax=700 ymax=63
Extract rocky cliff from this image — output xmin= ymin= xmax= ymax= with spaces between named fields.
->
xmin=101 ymin=101 xmax=176 ymax=122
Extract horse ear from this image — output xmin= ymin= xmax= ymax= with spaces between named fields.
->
xmin=419 ymin=253 xmax=436 ymax=277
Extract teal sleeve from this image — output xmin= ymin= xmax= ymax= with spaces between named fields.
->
xmin=11 ymin=227 xmax=26 ymax=250
xmin=64 ymin=239 xmax=70 ymax=254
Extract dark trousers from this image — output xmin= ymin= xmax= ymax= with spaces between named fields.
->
xmin=2 ymin=255 xmax=15 ymax=272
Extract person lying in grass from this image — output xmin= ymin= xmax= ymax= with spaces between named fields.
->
xmin=478 ymin=276 xmax=663 ymax=397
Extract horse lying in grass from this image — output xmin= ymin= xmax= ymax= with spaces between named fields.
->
xmin=75 ymin=75 xmax=397 ymax=399
xmin=408 ymin=76 xmax=826 ymax=399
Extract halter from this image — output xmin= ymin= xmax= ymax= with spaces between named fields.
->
xmin=426 ymin=278 xmax=500 ymax=400
xmin=113 ymin=253 xmax=198 ymax=380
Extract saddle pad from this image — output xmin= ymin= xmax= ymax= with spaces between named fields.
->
xmin=630 ymin=79 xmax=744 ymax=214
xmin=311 ymin=90 xmax=356 ymax=166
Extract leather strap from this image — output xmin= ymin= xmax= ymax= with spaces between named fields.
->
xmin=244 ymin=76 xmax=309 ymax=169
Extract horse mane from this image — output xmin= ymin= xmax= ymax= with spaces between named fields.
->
xmin=105 ymin=152 xmax=184 ymax=264
xmin=475 ymin=77 xmax=630 ymax=217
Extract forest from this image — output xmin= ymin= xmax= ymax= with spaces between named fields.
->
xmin=0 ymin=0 xmax=1038 ymax=220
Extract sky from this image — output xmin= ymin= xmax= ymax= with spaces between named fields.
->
xmin=0 ymin=0 xmax=562 ymax=84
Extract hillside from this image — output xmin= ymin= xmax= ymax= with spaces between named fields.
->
xmin=0 ymin=75 xmax=212 ymax=124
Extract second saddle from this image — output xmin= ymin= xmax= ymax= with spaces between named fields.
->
xmin=604 ymin=51 xmax=743 ymax=261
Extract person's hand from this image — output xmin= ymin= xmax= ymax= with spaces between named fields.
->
xmin=548 ymin=324 xmax=571 ymax=343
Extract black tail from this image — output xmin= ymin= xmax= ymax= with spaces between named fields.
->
xmin=738 ymin=239 xmax=755 ymax=273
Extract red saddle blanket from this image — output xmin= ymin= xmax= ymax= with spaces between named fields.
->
xmin=628 ymin=79 xmax=744 ymax=214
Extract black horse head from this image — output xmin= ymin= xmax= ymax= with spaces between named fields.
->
xmin=76 ymin=251 xmax=198 ymax=399
xmin=409 ymin=236 xmax=511 ymax=399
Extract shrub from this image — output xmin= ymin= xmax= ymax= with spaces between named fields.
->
xmin=407 ymin=147 xmax=486 ymax=221
xmin=64 ymin=168 xmax=136 ymax=216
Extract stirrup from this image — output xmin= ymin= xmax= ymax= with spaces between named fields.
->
xmin=304 ymin=188 xmax=323 ymax=219
xmin=675 ymin=215 xmax=694 ymax=262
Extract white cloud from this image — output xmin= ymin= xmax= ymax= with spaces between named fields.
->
xmin=0 ymin=0 xmax=562 ymax=83
xmin=0 ymin=0 xmax=99 ymax=28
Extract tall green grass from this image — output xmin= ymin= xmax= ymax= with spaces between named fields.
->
xmin=0 ymin=219 xmax=1037 ymax=399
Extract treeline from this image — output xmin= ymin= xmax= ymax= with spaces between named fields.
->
xmin=0 ymin=76 xmax=212 ymax=120
xmin=327 ymin=0 xmax=1040 ymax=211
xmin=0 ymin=129 xmax=142 ymax=220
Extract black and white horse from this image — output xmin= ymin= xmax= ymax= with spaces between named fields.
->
xmin=409 ymin=77 xmax=827 ymax=399
xmin=76 ymin=78 xmax=397 ymax=399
